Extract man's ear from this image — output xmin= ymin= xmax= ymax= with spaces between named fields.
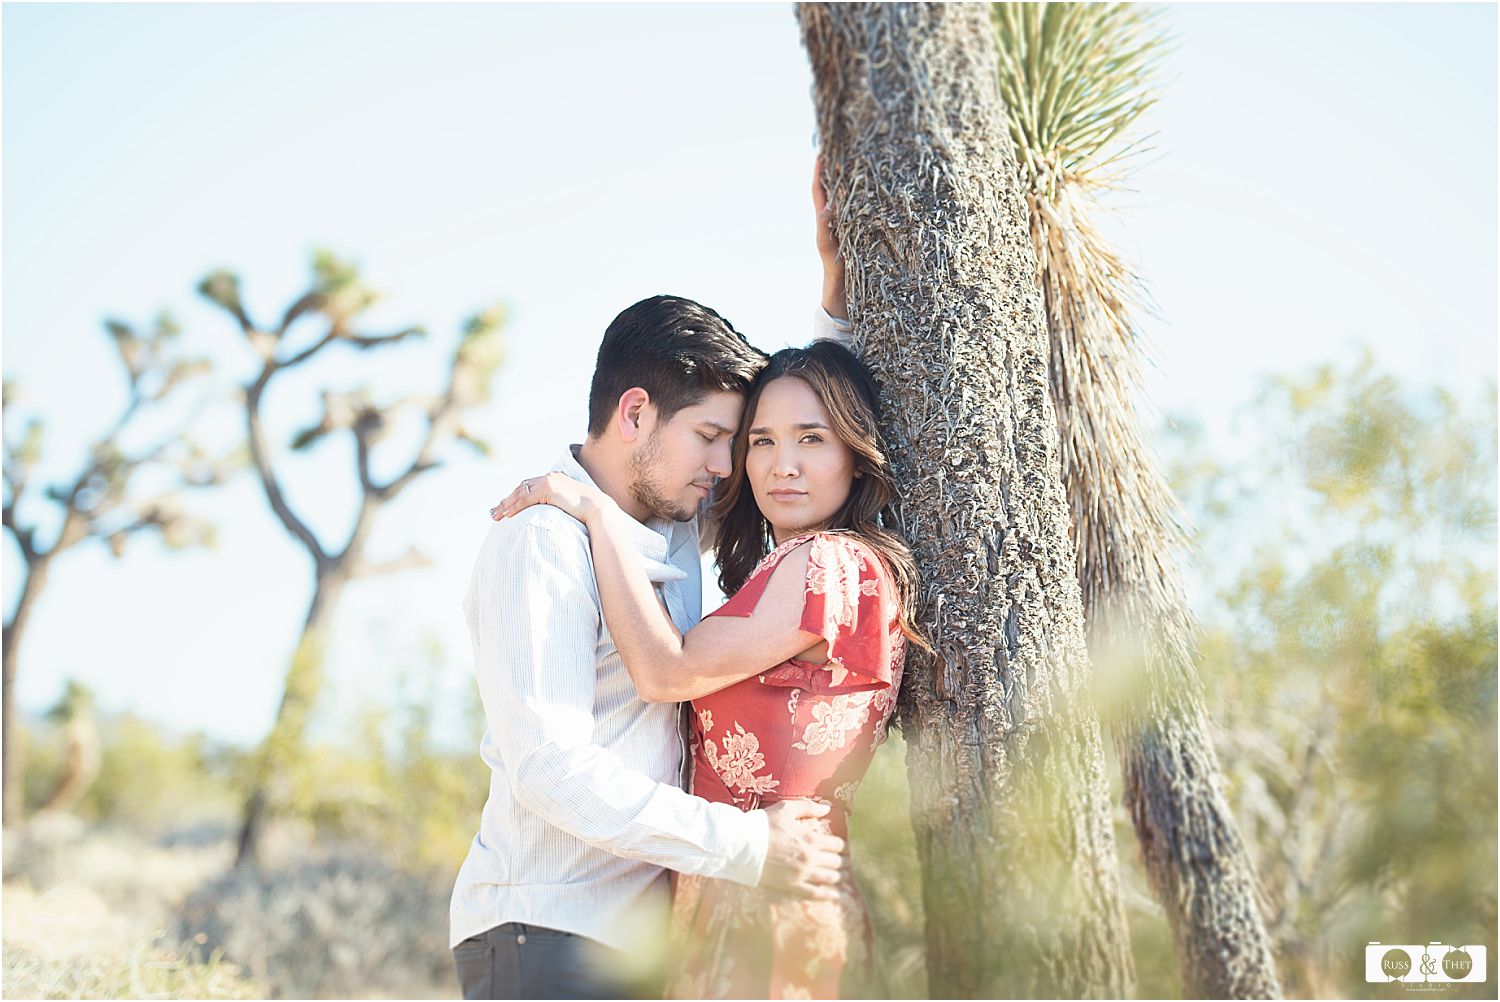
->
xmin=615 ymin=387 xmax=653 ymax=443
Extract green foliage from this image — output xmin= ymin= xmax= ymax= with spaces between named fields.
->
xmin=1162 ymin=353 xmax=1497 ymax=997
xmin=81 ymin=716 xmax=241 ymax=833
xmin=991 ymin=2 xmax=1170 ymax=192
xmin=276 ymin=697 xmax=488 ymax=872
xmin=196 ymin=270 xmax=244 ymax=317
xmin=311 ymin=248 xmax=380 ymax=320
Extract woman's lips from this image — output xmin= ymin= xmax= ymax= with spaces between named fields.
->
xmin=767 ymin=490 xmax=806 ymax=501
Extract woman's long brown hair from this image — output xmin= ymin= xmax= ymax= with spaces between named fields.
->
xmin=711 ymin=341 xmax=931 ymax=655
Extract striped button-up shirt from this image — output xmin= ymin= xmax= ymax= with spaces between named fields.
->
xmin=449 ymin=447 xmax=767 ymax=952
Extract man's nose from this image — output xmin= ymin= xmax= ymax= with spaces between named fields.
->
xmin=707 ymin=438 xmax=733 ymax=478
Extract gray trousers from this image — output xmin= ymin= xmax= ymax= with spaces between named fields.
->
xmin=452 ymin=922 xmax=637 ymax=1000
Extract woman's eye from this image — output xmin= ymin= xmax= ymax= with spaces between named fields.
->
xmin=751 ymin=437 xmax=772 ymax=447
xmin=800 ymin=434 xmax=823 ymax=445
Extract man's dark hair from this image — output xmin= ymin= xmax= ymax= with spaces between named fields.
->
xmin=586 ymin=295 xmax=767 ymax=438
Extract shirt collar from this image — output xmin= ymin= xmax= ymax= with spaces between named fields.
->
xmin=552 ymin=446 xmax=687 ymax=583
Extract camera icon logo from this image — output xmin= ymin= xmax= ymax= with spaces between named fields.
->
xmin=1365 ymin=943 xmax=1487 ymax=984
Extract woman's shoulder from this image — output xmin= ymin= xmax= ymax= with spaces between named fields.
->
xmin=805 ymin=530 xmax=887 ymax=574
xmin=746 ymin=530 xmax=889 ymax=586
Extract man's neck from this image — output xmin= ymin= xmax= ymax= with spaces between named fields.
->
xmin=576 ymin=439 xmax=651 ymax=524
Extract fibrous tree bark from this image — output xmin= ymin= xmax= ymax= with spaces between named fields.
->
xmin=799 ymin=4 xmax=1135 ymax=996
xmin=199 ymin=252 xmax=504 ymax=866
xmin=990 ymin=5 xmax=1284 ymax=997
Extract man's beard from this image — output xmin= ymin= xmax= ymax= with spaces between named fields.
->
xmin=628 ymin=430 xmax=696 ymax=522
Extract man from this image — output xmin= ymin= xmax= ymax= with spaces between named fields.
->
xmin=452 ymin=284 xmax=856 ymax=998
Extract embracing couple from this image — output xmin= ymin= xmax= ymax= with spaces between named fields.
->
xmin=449 ymin=169 xmax=927 ymax=1001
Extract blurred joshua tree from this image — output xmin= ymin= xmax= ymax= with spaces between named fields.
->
xmin=991 ymin=3 xmax=1281 ymax=995
xmin=3 ymin=314 xmax=226 ymax=826
xmin=198 ymin=251 xmax=504 ymax=867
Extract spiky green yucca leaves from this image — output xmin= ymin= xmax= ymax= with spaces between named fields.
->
xmin=993 ymin=3 xmax=1167 ymax=197
xmin=992 ymin=1 xmax=1175 ymax=637
xmin=992 ymin=5 xmax=1285 ymax=999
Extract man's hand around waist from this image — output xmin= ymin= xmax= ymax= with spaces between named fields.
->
xmin=760 ymin=799 xmax=849 ymax=902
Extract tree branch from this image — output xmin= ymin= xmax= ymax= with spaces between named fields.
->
xmin=245 ymin=375 xmax=327 ymax=565
xmin=375 ymin=393 xmax=456 ymax=502
xmin=2 ymin=456 xmax=27 ymax=514
xmin=198 ymin=271 xmax=256 ymax=337
xmin=274 ymin=323 xmax=422 ymax=374
xmin=277 ymin=291 xmax=326 ymax=337
xmin=342 ymin=327 xmax=424 ymax=350
xmin=354 ymin=423 xmax=377 ymax=497
xmin=1 ymin=503 xmax=38 ymax=565
xmin=277 ymin=330 xmax=338 ymax=371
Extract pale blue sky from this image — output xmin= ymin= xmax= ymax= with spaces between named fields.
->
xmin=3 ymin=2 xmax=1496 ymax=745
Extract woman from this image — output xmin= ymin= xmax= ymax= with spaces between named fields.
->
xmin=491 ymin=339 xmax=927 ymax=999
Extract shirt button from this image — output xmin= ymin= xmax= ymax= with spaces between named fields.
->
xmin=516 ymin=933 xmax=527 ymax=945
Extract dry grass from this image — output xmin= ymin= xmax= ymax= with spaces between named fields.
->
xmin=3 ymin=819 xmax=263 ymax=1000
xmin=2 ymin=817 xmax=456 ymax=1000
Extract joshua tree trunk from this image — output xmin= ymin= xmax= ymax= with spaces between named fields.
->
xmin=799 ymin=4 xmax=1135 ymax=996
xmin=2 ymin=557 xmax=49 ymax=825
xmin=235 ymin=568 xmax=349 ymax=865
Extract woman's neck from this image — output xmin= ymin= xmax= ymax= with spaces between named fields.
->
xmin=771 ymin=522 xmax=826 ymax=546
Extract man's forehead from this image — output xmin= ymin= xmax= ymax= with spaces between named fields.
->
xmin=677 ymin=390 xmax=745 ymax=428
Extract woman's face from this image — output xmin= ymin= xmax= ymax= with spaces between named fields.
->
xmin=744 ymin=375 xmax=858 ymax=543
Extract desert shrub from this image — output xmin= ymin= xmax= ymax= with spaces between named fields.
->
xmin=1165 ymin=359 xmax=1497 ymax=997
xmin=259 ymin=723 xmax=484 ymax=885
xmin=18 ymin=720 xmax=62 ymax=813
xmin=79 ymin=714 xmax=240 ymax=834
xmin=176 ymin=845 xmax=454 ymax=999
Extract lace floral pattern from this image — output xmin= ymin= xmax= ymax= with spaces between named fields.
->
xmin=669 ymin=532 xmax=907 ymax=999
xmin=702 ymin=722 xmax=780 ymax=799
xmin=793 ymin=693 xmax=870 ymax=755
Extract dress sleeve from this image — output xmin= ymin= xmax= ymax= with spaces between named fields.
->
xmin=761 ymin=533 xmax=895 ymax=693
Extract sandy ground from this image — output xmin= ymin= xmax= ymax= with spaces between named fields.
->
xmin=2 ymin=815 xmax=259 ymax=999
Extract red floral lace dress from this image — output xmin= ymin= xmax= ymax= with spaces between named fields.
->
xmin=666 ymin=531 xmax=907 ymax=1000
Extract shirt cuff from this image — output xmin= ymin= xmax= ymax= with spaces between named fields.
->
xmin=812 ymin=305 xmax=853 ymax=346
xmin=708 ymin=802 xmax=770 ymax=887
